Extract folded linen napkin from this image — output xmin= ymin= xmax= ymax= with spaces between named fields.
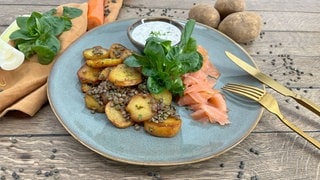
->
xmin=0 ymin=3 xmax=88 ymax=118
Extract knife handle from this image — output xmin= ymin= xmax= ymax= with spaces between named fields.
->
xmin=294 ymin=95 xmax=320 ymax=116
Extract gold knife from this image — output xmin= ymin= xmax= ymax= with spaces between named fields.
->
xmin=225 ymin=51 xmax=320 ymax=116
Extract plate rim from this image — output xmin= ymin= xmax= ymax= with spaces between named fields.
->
xmin=47 ymin=18 xmax=264 ymax=166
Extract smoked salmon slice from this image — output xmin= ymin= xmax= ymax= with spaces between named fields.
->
xmin=178 ymin=45 xmax=229 ymax=125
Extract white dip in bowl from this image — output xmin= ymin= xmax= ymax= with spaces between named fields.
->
xmin=128 ymin=17 xmax=183 ymax=51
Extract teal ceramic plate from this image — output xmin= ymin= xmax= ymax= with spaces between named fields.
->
xmin=48 ymin=18 xmax=264 ymax=166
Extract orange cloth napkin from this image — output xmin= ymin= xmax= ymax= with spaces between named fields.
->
xmin=0 ymin=3 xmax=88 ymax=118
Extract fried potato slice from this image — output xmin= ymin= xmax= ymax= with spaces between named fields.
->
xmin=84 ymin=94 xmax=105 ymax=113
xmin=83 ymin=46 xmax=109 ymax=60
xmin=126 ymin=94 xmax=154 ymax=122
xmin=151 ymin=89 xmax=172 ymax=105
xmin=77 ymin=64 xmax=102 ymax=84
xmin=81 ymin=83 xmax=92 ymax=93
xmin=109 ymin=43 xmax=132 ymax=60
xmin=144 ymin=117 xmax=182 ymax=138
xmin=108 ymin=64 xmax=142 ymax=87
xmin=98 ymin=67 xmax=113 ymax=80
xmin=86 ymin=58 xmax=123 ymax=68
xmin=105 ymin=102 xmax=133 ymax=128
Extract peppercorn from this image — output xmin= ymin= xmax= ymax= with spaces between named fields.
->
xmin=220 ymin=163 xmax=224 ymax=168
xmin=11 ymin=172 xmax=19 ymax=180
xmin=35 ymin=169 xmax=42 ymax=175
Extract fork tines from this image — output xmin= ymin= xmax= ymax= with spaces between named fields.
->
xmin=222 ymin=83 xmax=265 ymax=101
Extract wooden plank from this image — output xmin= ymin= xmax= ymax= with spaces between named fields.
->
xmin=253 ymin=56 xmax=320 ymax=87
xmin=118 ymin=7 xmax=320 ymax=31
xmin=123 ymin=0 xmax=320 ymax=12
xmin=243 ymin=32 xmax=320 ymax=56
xmin=0 ymin=105 xmax=68 ymax=135
xmin=1 ymin=0 xmax=320 ymax=12
xmin=0 ymin=0 xmax=84 ymax=5
xmin=1 ymin=4 xmax=320 ymax=32
xmin=0 ymin=5 xmax=78 ymax=24
xmin=1 ymin=88 xmax=319 ymax=136
xmin=0 ymin=134 xmax=318 ymax=179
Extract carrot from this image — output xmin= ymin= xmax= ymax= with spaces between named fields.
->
xmin=87 ymin=0 xmax=105 ymax=30
xmin=104 ymin=0 xmax=123 ymax=24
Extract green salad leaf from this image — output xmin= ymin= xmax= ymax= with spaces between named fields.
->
xmin=125 ymin=19 xmax=203 ymax=96
xmin=9 ymin=7 xmax=82 ymax=65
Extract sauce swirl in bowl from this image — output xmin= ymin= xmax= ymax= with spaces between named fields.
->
xmin=127 ymin=17 xmax=183 ymax=51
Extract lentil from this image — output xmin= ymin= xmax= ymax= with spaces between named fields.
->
xmin=237 ymin=171 xmax=244 ymax=178
xmin=134 ymin=124 xmax=141 ymax=131
xmin=220 ymin=163 xmax=224 ymax=168
xmin=249 ymin=147 xmax=260 ymax=155
xmin=147 ymin=171 xmax=161 ymax=179
xmin=239 ymin=161 xmax=245 ymax=169
xmin=10 ymin=137 xmax=18 ymax=144
xmin=44 ymin=171 xmax=51 ymax=177
xmin=53 ymin=168 xmax=60 ymax=174
xmin=18 ymin=168 xmax=24 ymax=172
xmin=35 ymin=169 xmax=42 ymax=175
xmin=11 ymin=172 xmax=19 ymax=180
xmin=50 ymin=154 xmax=56 ymax=160
xmin=88 ymin=78 xmax=179 ymax=123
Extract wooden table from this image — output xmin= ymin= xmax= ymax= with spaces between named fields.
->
xmin=1 ymin=0 xmax=319 ymax=179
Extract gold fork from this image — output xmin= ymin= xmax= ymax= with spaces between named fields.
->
xmin=222 ymin=83 xmax=320 ymax=149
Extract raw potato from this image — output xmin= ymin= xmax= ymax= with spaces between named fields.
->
xmin=214 ymin=0 xmax=246 ymax=19
xmin=84 ymin=94 xmax=105 ymax=113
xmin=105 ymin=102 xmax=133 ymax=128
xmin=144 ymin=117 xmax=182 ymax=138
xmin=108 ymin=64 xmax=142 ymax=87
xmin=126 ymin=94 xmax=154 ymax=122
xmin=188 ymin=4 xmax=220 ymax=29
xmin=218 ymin=11 xmax=262 ymax=43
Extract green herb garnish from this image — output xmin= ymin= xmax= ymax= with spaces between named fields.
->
xmin=9 ymin=7 xmax=82 ymax=65
xmin=150 ymin=31 xmax=167 ymax=37
xmin=125 ymin=19 xmax=203 ymax=96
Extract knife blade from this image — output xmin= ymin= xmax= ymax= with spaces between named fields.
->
xmin=225 ymin=51 xmax=320 ymax=116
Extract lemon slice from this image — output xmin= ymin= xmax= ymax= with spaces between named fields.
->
xmin=0 ymin=17 xmax=25 ymax=71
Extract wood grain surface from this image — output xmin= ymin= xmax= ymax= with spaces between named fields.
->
xmin=0 ymin=0 xmax=319 ymax=179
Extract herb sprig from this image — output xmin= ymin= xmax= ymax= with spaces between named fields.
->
xmin=9 ymin=7 xmax=82 ymax=65
xmin=125 ymin=19 xmax=203 ymax=96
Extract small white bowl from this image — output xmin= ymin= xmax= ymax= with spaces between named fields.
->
xmin=127 ymin=17 xmax=184 ymax=51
